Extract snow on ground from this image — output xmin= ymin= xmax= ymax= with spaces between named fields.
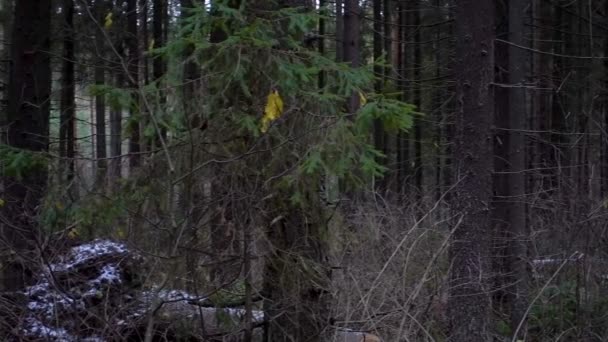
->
xmin=19 ymin=239 xmax=263 ymax=341
xmin=49 ymin=240 xmax=129 ymax=272
xmin=22 ymin=240 xmax=130 ymax=341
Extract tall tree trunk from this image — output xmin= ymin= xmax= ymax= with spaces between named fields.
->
xmin=109 ymin=68 xmax=123 ymax=182
xmin=532 ymin=0 xmax=553 ymax=197
xmin=263 ymin=201 xmax=331 ymax=342
xmin=442 ymin=1 xmax=455 ymax=193
xmin=447 ymin=0 xmax=494 ymax=341
xmin=412 ymin=0 xmax=423 ymax=197
xmin=60 ymin=0 xmax=76 ymax=182
xmin=95 ymin=0 xmax=107 ymax=184
xmin=1 ymin=0 xmax=51 ymax=290
xmin=0 ymin=0 xmax=12 ymax=139
xmin=140 ymin=0 xmax=149 ymax=85
xmin=335 ymin=0 xmax=343 ymax=62
xmin=318 ymin=0 xmax=326 ymax=88
xmin=343 ymin=0 xmax=360 ymax=113
xmin=153 ymin=0 xmax=166 ymax=146
xmin=263 ymin=2 xmax=332 ymax=341
xmin=397 ymin=2 xmax=410 ymax=192
xmin=373 ymin=0 xmax=385 ymax=191
xmin=507 ymin=0 xmax=528 ymax=335
xmin=492 ymin=0 xmax=510 ymax=323
xmin=127 ymin=0 xmax=141 ymax=169
xmin=604 ymin=1 xmax=608 ymax=197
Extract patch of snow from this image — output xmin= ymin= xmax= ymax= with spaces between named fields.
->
xmin=50 ymin=240 xmax=129 ymax=272
xmin=532 ymin=252 xmax=584 ymax=266
xmin=24 ymin=280 xmax=81 ymax=320
xmin=25 ymin=283 xmax=48 ymax=296
xmin=221 ymin=307 xmax=264 ymax=322
xmin=141 ymin=288 xmax=199 ymax=303
xmin=94 ymin=264 xmax=122 ymax=285
xmin=23 ymin=316 xmax=75 ymax=341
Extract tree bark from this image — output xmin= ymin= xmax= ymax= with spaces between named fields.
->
xmin=262 ymin=2 xmax=332 ymax=341
xmin=127 ymin=0 xmax=141 ymax=169
xmin=60 ymin=0 xmax=76 ymax=182
xmin=492 ymin=0 xmax=510 ymax=323
xmin=507 ymin=0 xmax=528 ymax=334
xmin=335 ymin=0 xmax=343 ymax=62
xmin=397 ymin=2 xmax=410 ymax=192
xmin=373 ymin=0 xmax=385 ymax=191
xmin=153 ymin=0 xmax=166 ymax=146
xmin=2 ymin=0 xmax=51 ymax=290
xmin=447 ymin=0 xmax=494 ymax=341
xmin=343 ymin=0 xmax=360 ymax=114
xmin=412 ymin=0 xmax=423 ymax=197
xmin=109 ymin=68 xmax=123 ymax=182
xmin=95 ymin=0 xmax=107 ymax=184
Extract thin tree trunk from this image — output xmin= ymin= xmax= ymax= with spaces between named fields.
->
xmin=604 ymin=1 xmax=608 ymax=197
xmin=153 ymin=0 xmax=166 ymax=146
xmin=60 ymin=0 xmax=76 ymax=182
xmin=397 ymin=2 xmax=409 ymax=192
xmin=412 ymin=0 xmax=423 ymax=197
xmin=343 ymin=0 xmax=360 ymax=114
xmin=373 ymin=0 xmax=385 ymax=191
xmin=140 ymin=0 xmax=149 ymax=85
xmin=447 ymin=0 xmax=494 ymax=341
xmin=95 ymin=0 xmax=107 ymax=185
xmin=128 ymin=0 xmax=141 ymax=169
xmin=109 ymin=68 xmax=123 ymax=182
xmin=335 ymin=0 xmax=343 ymax=62
xmin=318 ymin=0 xmax=326 ymax=88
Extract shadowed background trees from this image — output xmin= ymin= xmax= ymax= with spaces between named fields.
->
xmin=1 ymin=0 xmax=608 ymax=341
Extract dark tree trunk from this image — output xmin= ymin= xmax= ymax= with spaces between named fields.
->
xmin=335 ymin=0 xmax=343 ymax=62
xmin=140 ymin=0 xmax=149 ymax=85
xmin=492 ymin=0 xmax=510 ymax=323
xmin=507 ymin=0 xmax=528 ymax=334
xmin=412 ymin=0 xmax=423 ymax=197
xmin=95 ymin=0 xmax=107 ymax=184
xmin=397 ymin=2 xmax=410 ymax=192
xmin=383 ymin=0 xmax=391 ymax=79
xmin=2 ymin=0 xmax=51 ymax=290
xmin=318 ymin=0 xmax=326 ymax=88
xmin=442 ymin=1 xmax=455 ymax=193
xmin=263 ymin=197 xmax=331 ymax=342
xmin=532 ymin=0 xmax=553 ymax=197
xmin=153 ymin=0 xmax=166 ymax=146
xmin=373 ymin=0 xmax=385 ymax=191
xmin=127 ymin=0 xmax=141 ymax=169
xmin=109 ymin=68 xmax=123 ymax=181
xmin=60 ymin=0 xmax=76 ymax=182
xmin=604 ymin=1 xmax=608 ymax=197
xmin=550 ymin=5 xmax=567 ymax=198
xmin=447 ymin=0 xmax=494 ymax=341
xmin=263 ymin=2 xmax=331 ymax=341
xmin=343 ymin=0 xmax=360 ymax=114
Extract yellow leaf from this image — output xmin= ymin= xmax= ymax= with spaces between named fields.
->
xmin=0 ymin=198 xmax=4 ymax=207
xmin=68 ymin=228 xmax=79 ymax=239
xmin=358 ymin=91 xmax=367 ymax=106
xmin=116 ymin=227 xmax=127 ymax=239
xmin=260 ymin=90 xmax=284 ymax=133
xmin=104 ymin=12 xmax=113 ymax=29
